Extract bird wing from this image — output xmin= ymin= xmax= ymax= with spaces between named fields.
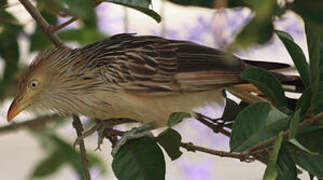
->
xmin=81 ymin=34 xmax=247 ymax=95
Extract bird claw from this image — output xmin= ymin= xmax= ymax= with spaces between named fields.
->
xmin=72 ymin=120 xmax=111 ymax=150
xmin=111 ymin=123 xmax=154 ymax=156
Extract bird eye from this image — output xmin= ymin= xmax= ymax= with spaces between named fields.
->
xmin=30 ymin=80 xmax=38 ymax=88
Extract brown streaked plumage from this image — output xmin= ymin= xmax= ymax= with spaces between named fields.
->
xmin=7 ymin=33 xmax=293 ymax=126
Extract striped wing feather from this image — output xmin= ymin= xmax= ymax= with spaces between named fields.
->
xmin=80 ymin=33 xmax=247 ymax=95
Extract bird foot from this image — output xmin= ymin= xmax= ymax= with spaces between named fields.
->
xmin=73 ymin=121 xmax=111 ymax=150
xmin=111 ymin=123 xmax=154 ymax=156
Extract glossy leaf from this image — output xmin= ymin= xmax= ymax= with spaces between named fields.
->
xmin=166 ymin=0 xmax=214 ymax=8
xmin=288 ymin=109 xmax=302 ymax=139
xmin=157 ymin=128 xmax=182 ymax=161
xmin=240 ymin=67 xmax=286 ymax=108
xmin=276 ymin=145 xmax=297 ymax=180
xmin=290 ymin=146 xmax=323 ymax=179
xmin=112 ymin=137 xmax=166 ymax=180
xmin=292 ymin=0 xmax=323 ymax=24
xmin=297 ymin=129 xmax=323 ymax=154
xmin=305 ymin=20 xmax=322 ymax=115
xmin=263 ymin=132 xmax=283 ymax=180
xmin=296 ymin=88 xmax=312 ymax=115
xmin=275 ymin=30 xmax=294 ymax=41
xmin=222 ymin=98 xmax=240 ymax=122
xmin=167 ymin=112 xmax=191 ymax=127
xmin=230 ymin=102 xmax=289 ymax=152
xmin=277 ymin=30 xmax=310 ymax=88
xmin=102 ymin=0 xmax=161 ymax=23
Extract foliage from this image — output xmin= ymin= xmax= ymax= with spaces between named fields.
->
xmin=1 ymin=0 xmax=323 ymax=180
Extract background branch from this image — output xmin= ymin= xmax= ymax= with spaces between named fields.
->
xmin=0 ymin=115 xmax=60 ymax=134
xmin=18 ymin=0 xmax=63 ymax=47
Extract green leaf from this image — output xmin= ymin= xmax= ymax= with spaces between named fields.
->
xmin=296 ymin=88 xmax=312 ymax=115
xmin=277 ymin=30 xmax=310 ymax=88
xmin=234 ymin=17 xmax=274 ymax=47
xmin=112 ymin=137 xmax=166 ymax=180
xmin=0 ymin=0 xmax=7 ymax=7
xmin=292 ymin=0 xmax=323 ymax=24
xmin=232 ymin=0 xmax=276 ymax=47
xmin=167 ymin=112 xmax=191 ymax=127
xmin=297 ymin=128 xmax=323 ymax=154
xmin=276 ymin=145 xmax=297 ymax=180
xmin=305 ymin=20 xmax=322 ymax=115
xmin=157 ymin=128 xmax=182 ymax=161
xmin=102 ymin=0 xmax=161 ymax=23
xmin=166 ymin=0 xmax=214 ymax=8
xmin=288 ymin=109 xmax=302 ymax=139
xmin=290 ymin=146 xmax=323 ymax=179
xmin=30 ymin=28 xmax=52 ymax=52
xmin=29 ymin=11 xmax=57 ymax=52
xmin=240 ymin=67 xmax=286 ymax=108
xmin=31 ymin=150 xmax=66 ymax=178
xmin=49 ymin=0 xmax=95 ymax=20
xmin=222 ymin=98 xmax=240 ymax=122
xmin=289 ymin=138 xmax=316 ymax=155
xmin=263 ymin=132 xmax=283 ymax=180
xmin=49 ymin=135 xmax=105 ymax=180
xmin=59 ymin=28 xmax=106 ymax=44
xmin=275 ymin=30 xmax=294 ymax=41
xmin=230 ymin=102 xmax=289 ymax=152
xmin=0 ymin=30 xmax=20 ymax=97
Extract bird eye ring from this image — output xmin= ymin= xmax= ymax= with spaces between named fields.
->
xmin=30 ymin=80 xmax=38 ymax=88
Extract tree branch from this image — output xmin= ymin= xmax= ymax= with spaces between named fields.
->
xmin=0 ymin=115 xmax=60 ymax=134
xmin=181 ymin=142 xmax=255 ymax=162
xmin=72 ymin=115 xmax=91 ymax=180
xmin=18 ymin=0 xmax=63 ymax=47
xmin=241 ymin=112 xmax=323 ymax=155
xmin=194 ymin=113 xmax=231 ymax=137
xmin=49 ymin=17 xmax=78 ymax=32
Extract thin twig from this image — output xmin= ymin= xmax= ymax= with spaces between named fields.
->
xmin=49 ymin=17 xmax=78 ymax=32
xmin=181 ymin=142 xmax=255 ymax=162
xmin=0 ymin=115 xmax=60 ymax=134
xmin=226 ymin=86 xmax=270 ymax=104
xmin=194 ymin=113 xmax=231 ymax=137
xmin=18 ymin=0 xmax=63 ymax=47
xmin=241 ymin=112 xmax=323 ymax=155
xmin=72 ymin=115 xmax=91 ymax=180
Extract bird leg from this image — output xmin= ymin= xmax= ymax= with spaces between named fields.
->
xmin=111 ymin=123 xmax=154 ymax=156
xmin=73 ymin=118 xmax=136 ymax=150
xmin=73 ymin=120 xmax=111 ymax=149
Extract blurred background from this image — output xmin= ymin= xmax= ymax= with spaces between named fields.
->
xmin=0 ymin=0 xmax=310 ymax=179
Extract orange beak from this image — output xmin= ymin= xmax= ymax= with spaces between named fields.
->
xmin=7 ymin=97 xmax=30 ymax=122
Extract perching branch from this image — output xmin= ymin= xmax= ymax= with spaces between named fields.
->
xmin=72 ymin=115 xmax=91 ymax=180
xmin=18 ymin=0 xmax=63 ymax=47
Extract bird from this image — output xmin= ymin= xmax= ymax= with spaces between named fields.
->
xmin=7 ymin=33 xmax=297 ymax=127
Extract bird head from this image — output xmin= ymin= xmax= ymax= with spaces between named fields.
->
xmin=7 ymin=47 xmax=77 ymax=122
